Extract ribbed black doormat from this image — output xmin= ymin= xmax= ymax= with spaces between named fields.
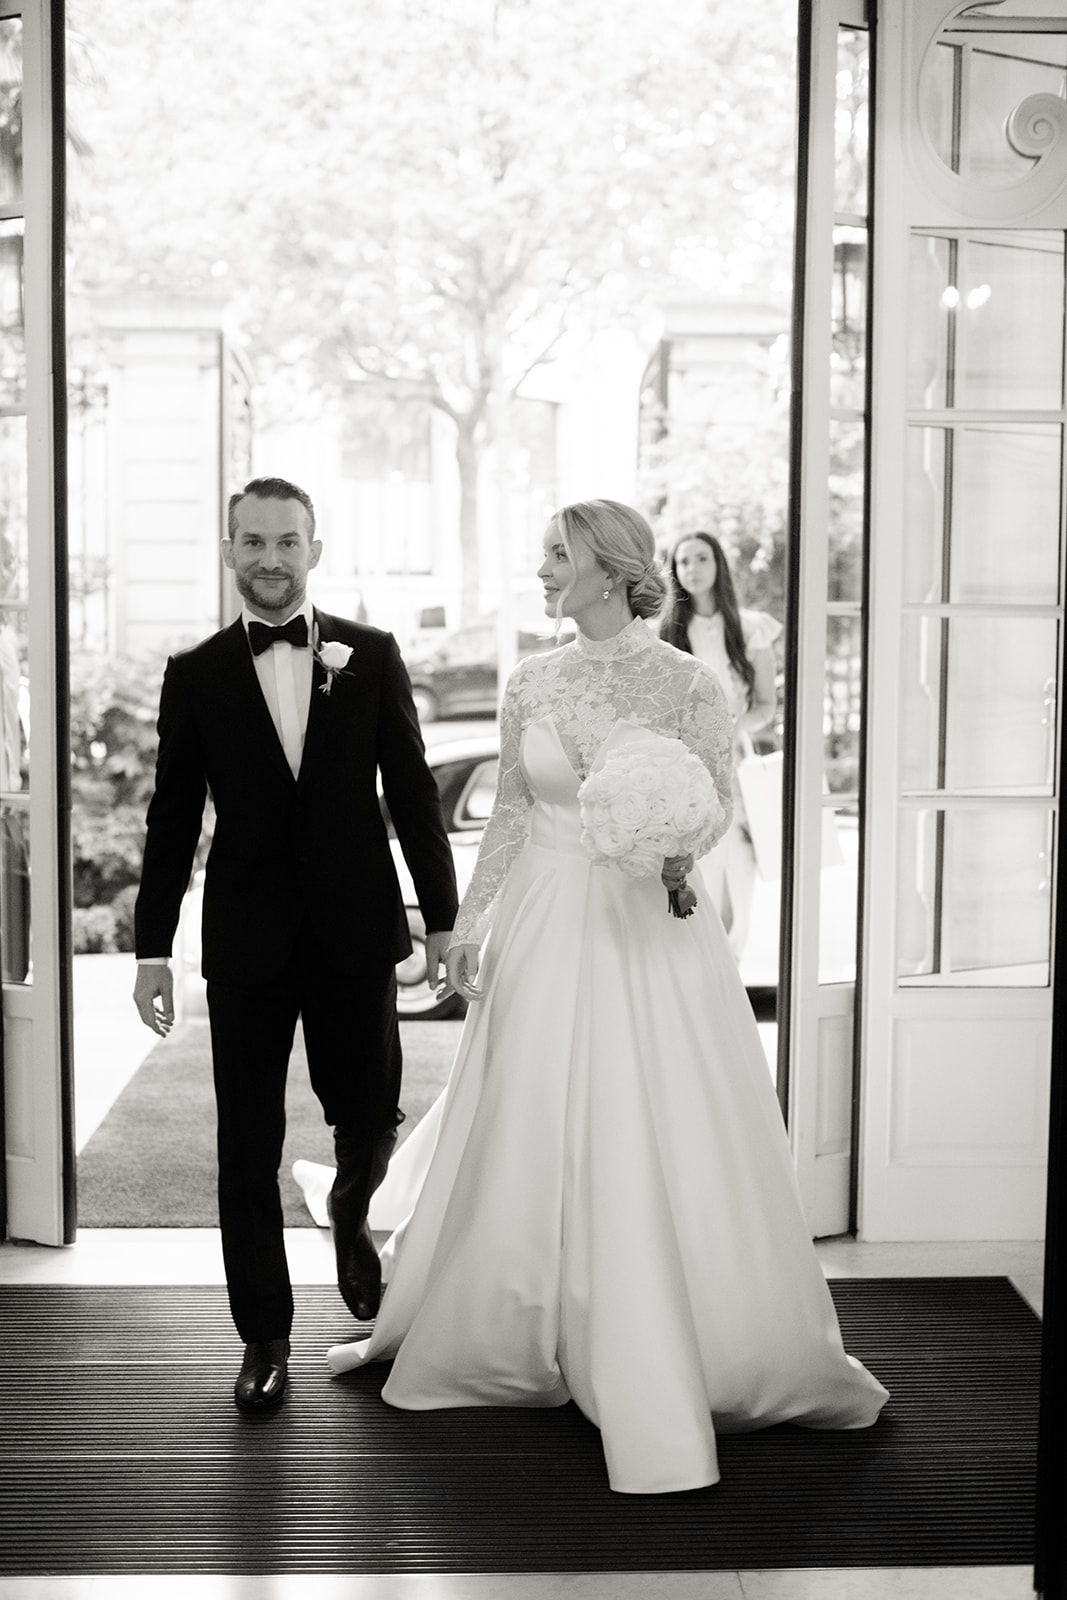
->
xmin=0 ymin=1277 xmax=1038 ymax=1575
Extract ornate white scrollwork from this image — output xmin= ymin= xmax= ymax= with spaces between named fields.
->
xmin=1006 ymin=93 xmax=1067 ymax=162
xmin=909 ymin=1 xmax=1067 ymax=225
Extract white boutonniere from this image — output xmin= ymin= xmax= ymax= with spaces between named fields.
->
xmin=312 ymin=624 xmax=354 ymax=695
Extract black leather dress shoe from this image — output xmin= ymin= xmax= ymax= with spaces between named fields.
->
xmin=336 ymin=1221 xmax=383 ymax=1321
xmin=234 ymin=1338 xmax=290 ymax=1411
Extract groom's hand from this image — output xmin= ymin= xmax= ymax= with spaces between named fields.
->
xmin=133 ymin=963 xmax=175 ymax=1036
xmin=424 ymin=930 xmax=451 ymax=994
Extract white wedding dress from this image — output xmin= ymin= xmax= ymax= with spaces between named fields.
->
xmin=324 ymin=618 xmax=888 ymax=1494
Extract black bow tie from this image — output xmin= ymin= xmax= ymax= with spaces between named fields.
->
xmin=248 ymin=615 xmax=309 ymax=656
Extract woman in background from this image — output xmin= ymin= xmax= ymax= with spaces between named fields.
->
xmin=661 ymin=531 xmax=781 ymax=962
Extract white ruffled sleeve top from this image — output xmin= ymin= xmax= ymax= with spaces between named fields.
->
xmin=685 ymin=608 xmax=782 ymax=723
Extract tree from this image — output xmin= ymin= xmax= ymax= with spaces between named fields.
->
xmin=68 ymin=0 xmax=797 ymax=618
xmin=636 ymin=375 xmax=791 ymax=618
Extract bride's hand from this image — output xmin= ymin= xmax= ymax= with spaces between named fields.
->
xmin=440 ymin=942 xmax=484 ymax=1003
xmin=661 ymin=852 xmax=694 ymax=892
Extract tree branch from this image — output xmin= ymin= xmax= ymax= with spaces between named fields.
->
xmin=506 ymin=326 xmax=569 ymax=396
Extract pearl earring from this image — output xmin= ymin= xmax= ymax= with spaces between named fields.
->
xmin=602 ymin=587 xmax=611 ymax=601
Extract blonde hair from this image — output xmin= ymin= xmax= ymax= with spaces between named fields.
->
xmin=552 ymin=499 xmax=668 ymax=620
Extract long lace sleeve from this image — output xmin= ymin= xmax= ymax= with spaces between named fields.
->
xmin=450 ymin=669 xmax=534 ymax=948
xmin=679 ymin=665 xmax=734 ymax=855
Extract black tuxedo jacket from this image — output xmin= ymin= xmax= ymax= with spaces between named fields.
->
xmin=134 ymin=610 xmax=459 ymax=983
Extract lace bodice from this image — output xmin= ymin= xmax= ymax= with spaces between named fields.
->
xmin=451 ymin=617 xmax=735 ymax=945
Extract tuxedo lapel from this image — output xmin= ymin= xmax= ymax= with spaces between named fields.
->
xmin=297 ymin=609 xmax=341 ymax=790
xmin=298 ymin=654 xmax=330 ymax=787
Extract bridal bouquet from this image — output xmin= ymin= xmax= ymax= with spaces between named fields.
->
xmin=577 ymin=732 xmax=725 ymax=918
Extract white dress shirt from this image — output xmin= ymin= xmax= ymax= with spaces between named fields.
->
xmin=244 ymin=597 xmax=315 ymax=779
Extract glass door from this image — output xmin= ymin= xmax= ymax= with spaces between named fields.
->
xmin=859 ymin=0 xmax=1065 ymax=1240
xmin=899 ymin=231 xmax=1061 ymax=993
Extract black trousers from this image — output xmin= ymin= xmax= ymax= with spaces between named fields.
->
xmin=206 ymin=928 xmax=402 ymax=1343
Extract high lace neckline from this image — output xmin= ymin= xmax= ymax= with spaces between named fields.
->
xmin=573 ymin=615 xmax=652 ymax=660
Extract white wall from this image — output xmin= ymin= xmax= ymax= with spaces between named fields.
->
xmin=83 ymin=295 xmax=235 ymax=657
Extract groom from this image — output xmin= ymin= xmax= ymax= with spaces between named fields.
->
xmin=133 ymin=475 xmax=458 ymax=1411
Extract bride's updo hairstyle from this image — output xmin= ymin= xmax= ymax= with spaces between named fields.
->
xmin=554 ymin=499 xmax=668 ymax=621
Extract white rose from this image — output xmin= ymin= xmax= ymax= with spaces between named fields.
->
xmin=637 ymin=825 xmax=678 ymax=858
xmin=609 ymin=791 xmax=649 ymax=828
xmin=590 ymin=822 xmax=633 ymax=859
xmin=675 ymin=789 xmax=721 ymax=841
xmin=629 ymin=766 xmax=663 ymax=795
xmin=579 ymin=774 xmax=612 ymax=807
xmin=671 ymin=789 xmax=704 ymax=826
xmin=319 ymin=641 xmax=354 ymax=671
xmin=618 ymin=846 xmax=661 ymax=879
xmin=644 ymin=789 xmax=675 ymax=825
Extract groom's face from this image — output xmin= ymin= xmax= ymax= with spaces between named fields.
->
xmin=223 ymin=496 xmax=322 ymax=621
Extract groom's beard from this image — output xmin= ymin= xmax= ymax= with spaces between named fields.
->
xmin=235 ymin=570 xmax=304 ymax=614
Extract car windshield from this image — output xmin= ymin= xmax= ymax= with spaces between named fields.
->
xmin=379 ymin=752 xmax=496 ymax=836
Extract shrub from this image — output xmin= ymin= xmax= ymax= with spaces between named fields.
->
xmin=69 ymin=651 xmax=213 ymax=931
xmin=72 ymin=904 xmax=119 ymax=955
xmin=70 ymin=649 xmax=163 ymax=909
xmin=110 ymin=882 xmax=139 ymax=952
xmin=71 ymin=803 xmax=148 ymax=909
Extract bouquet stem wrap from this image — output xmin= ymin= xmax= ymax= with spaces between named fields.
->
xmin=577 ymin=730 xmax=725 ymax=919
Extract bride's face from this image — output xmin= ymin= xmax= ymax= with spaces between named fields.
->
xmin=537 ymin=523 xmax=609 ymax=625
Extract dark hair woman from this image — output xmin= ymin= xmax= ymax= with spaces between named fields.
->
xmin=662 ymin=531 xmax=781 ymax=961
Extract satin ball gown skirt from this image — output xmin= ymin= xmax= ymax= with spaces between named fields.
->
xmin=328 ymin=721 xmax=887 ymax=1493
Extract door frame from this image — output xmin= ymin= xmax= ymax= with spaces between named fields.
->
xmin=0 ymin=0 xmax=73 ymax=1245
xmin=782 ymin=0 xmax=872 ymax=1237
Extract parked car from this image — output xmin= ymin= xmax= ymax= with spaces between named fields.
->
xmin=405 ymin=622 xmax=560 ymax=722
xmin=175 ymin=733 xmax=499 ymax=1023
xmin=382 ymin=733 xmax=499 ymax=1018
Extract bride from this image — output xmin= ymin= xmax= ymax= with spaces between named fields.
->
xmin=299 ymin=498 xmax=888 ymax=1495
